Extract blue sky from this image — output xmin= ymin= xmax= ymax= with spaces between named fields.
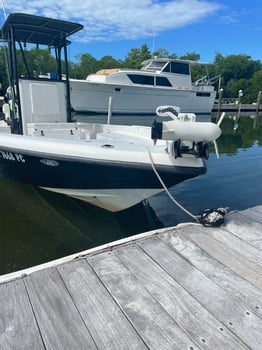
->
xmin=1 ymin=0 xmax=262 ymax=63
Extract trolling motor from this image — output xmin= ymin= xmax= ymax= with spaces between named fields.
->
xmin=151 ymin=105 xmax=223 ymax=159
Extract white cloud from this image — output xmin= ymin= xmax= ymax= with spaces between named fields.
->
xmin=3 ymin=0 xmax=222 ymax=42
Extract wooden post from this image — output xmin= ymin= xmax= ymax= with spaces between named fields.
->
xmin=236 ymin=90 xmax=243 ymax=118
xmin=217 ymin=88 xmax=223 ymax=121
xmin=234 ymin=89 xmax=243 ymax=131
xmin=253 ymin=90 xmax=261 ymax=129
xmin=255 ymin=91 xmax=261 ymax=118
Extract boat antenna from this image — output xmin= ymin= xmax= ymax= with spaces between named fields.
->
xmin=0 ymin=0 xmax=11 ymax=88
xmin=1 ymin=0 xmax=7 ymax=20
xmin=151 ymin=31 xmax=155 ymax=57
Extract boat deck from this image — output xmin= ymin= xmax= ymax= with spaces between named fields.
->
xmin=1 ymin=206 xmax=262 ymax=349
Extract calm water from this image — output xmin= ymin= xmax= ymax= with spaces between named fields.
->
xmin=0 ymin=114 xmax=262 ymax=275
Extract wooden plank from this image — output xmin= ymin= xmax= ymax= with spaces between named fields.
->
xmin=160 ymin=226 xmax=262 ymax=318
xmin=87 ymin=250 xmax=200 ymax=350
xmin=24 ymin=267 xmax=96 ymax=350
xmin=224 ymin=212 xmax=262 ymax=249
xmin=197 ymin=225 xmax=262 ymax=269
xmin=114 ymin=244 xmax=248 ymax=350
xmin=57 ymin=258 xmax=146 ymax=350
xmin=0 ymin=279 xmax=45 ymax=350
xmin=166 ymin=225 xmax=262 ymax=290
xmin=139 ymin=236 xmax=262 ymax=350
xmin=239 ymin=206 xmax=262 ymax=223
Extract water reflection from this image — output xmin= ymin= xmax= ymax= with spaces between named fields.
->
xmin=0 ymin=178 xmax=163 ymax=274
xmin=215 ymin=115 xmax=262 ymax=154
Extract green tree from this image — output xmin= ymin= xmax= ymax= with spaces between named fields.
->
xmin=152 ymin=48 xmax=169 ymax=58
xmin=0 ymin=46 xmax=10 ymax=93
xmin=17 ymin=48 xmax=57 ymax=77
xmin=168 ymin=53 xmax=178 ymax=59
xmin=245 ymin=68 xmax=262 ymax=103
xmin=124 ymin=44 xmax=151 ymax=68
xmin=180 ymin=52 xmax=200 ymax=61
xmin=211 ymin=53 xmax=262 ymax=101
xmin=213 ymin=54 xmax=260 ymax=85
xmin=98 ymin=55 xmax=123 ymax=69
xmin=71 ymin=53 xmax=98 ymax=79
xmin=226 ymin=78 xmax=250 ymax=101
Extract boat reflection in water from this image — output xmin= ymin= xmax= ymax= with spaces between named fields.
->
xmin=0 ymin=176 xmax=163 ymax=275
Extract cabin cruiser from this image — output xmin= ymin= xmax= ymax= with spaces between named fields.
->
xmin=0 ymin=13 xmax=221 ymax=212
xmin=69 ymin=58 xmax=217 ymax=115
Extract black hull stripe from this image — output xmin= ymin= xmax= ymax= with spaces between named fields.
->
xmin=0 ymin=151 xmax=206 ymax=190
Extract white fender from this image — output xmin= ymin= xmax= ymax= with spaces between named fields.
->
xmin=2 ymin=103 xmax=11 ymax=120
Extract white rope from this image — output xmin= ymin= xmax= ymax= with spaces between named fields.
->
xmin=146 ymin=146 xmax=199 ymax=222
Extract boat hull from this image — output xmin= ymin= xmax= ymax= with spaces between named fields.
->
xmin=0 ymin=145 xmax=206 ymax=211
xmin=70 ymin=80 xmax=216 ymax=115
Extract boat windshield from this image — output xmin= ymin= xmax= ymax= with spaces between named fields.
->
xmin=142 ymin=60 xmax=190 ymax=75
xmin=143 ymin=61 xmax=167 ymax=71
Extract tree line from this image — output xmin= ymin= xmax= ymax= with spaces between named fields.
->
xmin=0 ymin=43 xmax=261 ymax=103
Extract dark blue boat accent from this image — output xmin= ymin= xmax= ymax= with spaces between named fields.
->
xmin=0 ymin=149 xmax=206 ymax=190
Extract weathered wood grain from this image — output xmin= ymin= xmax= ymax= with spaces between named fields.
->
xmin=139 ymin=236 xmax=262 ymax=350
xmin=58 ymin=258 xmax=146 ymax=350
xmin=197 ymin=225 xmax=262 ymax=269
xmin=223 ymin=211 xmax=262 ymax=249
xmin=24 ymin=267 xmax=96 ymax=350
xmin=114 ymin=244 xmax=248 ymax=350
xmin=0 ymin=279 xmax=45 ymax=350
xmin=239 ymin=205 xmax=262 ymax=223
xmin=163 ymin=225 xmax=262 ymax=290
xmin=88 ymin=250 xmax=200 ymax=350
xmin=1 ymin=206 xmax=262 ymax=350
xmin=160 ymin=226 xmax=262 ymax=317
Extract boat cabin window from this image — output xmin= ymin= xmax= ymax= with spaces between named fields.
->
xmin=196 ymin=92 xmax=211 ymax=97
xmin=127 ymin=74 xmax=172 ymax=87
xmin=156 ymin=77 xmax=172 ymax=87
xmin=127 ymin=74 xmax=154 ymax=85
xmin=163 ymin=62 xmax=190 ymax=75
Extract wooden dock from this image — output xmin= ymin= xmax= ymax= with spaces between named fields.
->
xmin=212 ymin=103 xmax=262 ymax=115
xmin=1 ymin=206 xmax=262 ymax=349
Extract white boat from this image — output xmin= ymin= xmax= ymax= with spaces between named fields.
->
xmin=0 ymin=13 xmax=221 ymax=212
xmin=69 ymin=58 xmax=217 ymax=115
